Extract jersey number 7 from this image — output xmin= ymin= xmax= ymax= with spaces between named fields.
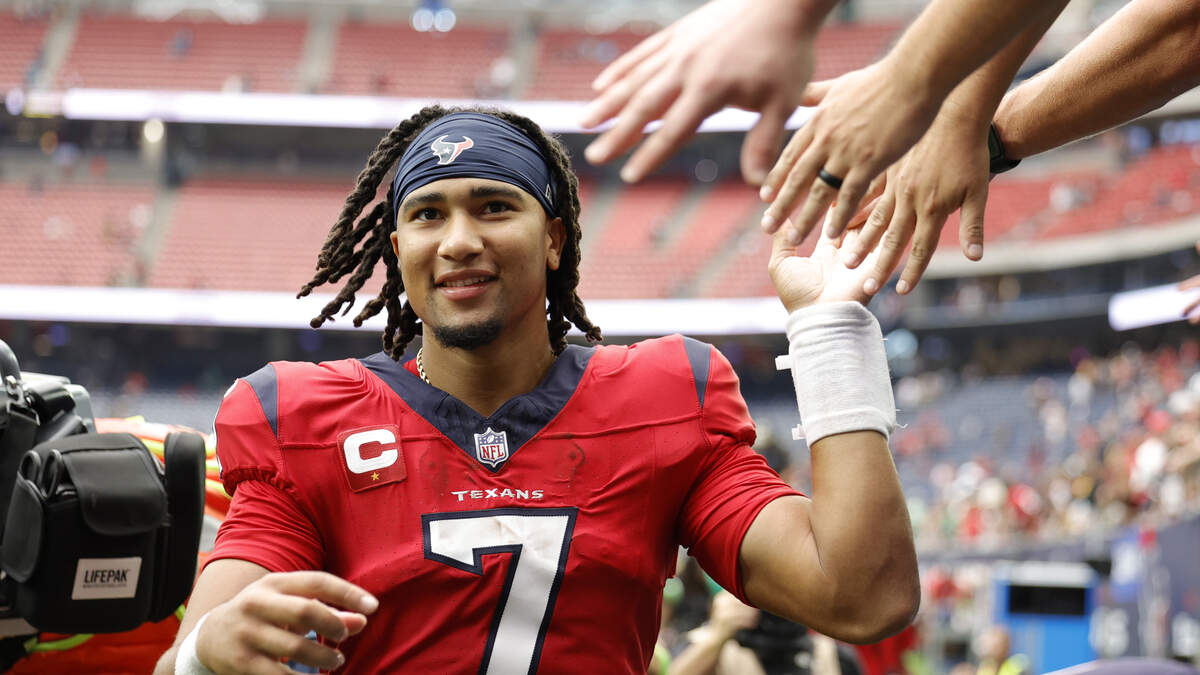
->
xmin=422 ymin=507 xmax=578 ymax=675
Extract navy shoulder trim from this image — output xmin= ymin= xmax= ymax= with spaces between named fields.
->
xmin=242 ymin=363 xmax=279 ymax=437
xmin=680 ymin=337 xmax=711 ymax=408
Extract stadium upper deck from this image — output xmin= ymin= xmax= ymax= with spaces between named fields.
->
xmin=0 ymin=144 xmax=1195 ymax=296
xmin=3 ymin=8 xmax=900 ymax=98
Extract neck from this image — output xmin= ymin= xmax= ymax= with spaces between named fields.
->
xmin=419 ymin=324 xmax=557 ymax=417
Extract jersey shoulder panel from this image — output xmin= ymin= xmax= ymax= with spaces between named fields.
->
xmin=584 ymin=335 xmax=750 ymax=436
xmin=214 ymin=357 xmax=367 ymax=492
xmin=579 ymin=335 xmax=714 ymax=421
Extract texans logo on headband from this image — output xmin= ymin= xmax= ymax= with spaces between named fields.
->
xmin=393 ymin=112 xmax=557 ymax=220
xmin=430 ymin=135 xmax=474 ymax=165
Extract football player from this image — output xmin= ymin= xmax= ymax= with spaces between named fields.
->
xmin=156 ymin=106 xmax=918 ymax=674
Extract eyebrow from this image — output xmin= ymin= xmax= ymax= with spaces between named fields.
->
xmin=400 ymin=184 xmax=527 ymax=213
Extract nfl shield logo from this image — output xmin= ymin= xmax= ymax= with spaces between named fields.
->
xmin=474 ymin=427 xmax=509 ymax=468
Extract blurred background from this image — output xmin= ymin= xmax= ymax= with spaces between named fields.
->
xmin=1 ymin=0 xmax=1198 ymax=672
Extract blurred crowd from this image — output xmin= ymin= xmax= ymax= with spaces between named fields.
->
xmin=894 ymin=339 xmax=1200 ymax=551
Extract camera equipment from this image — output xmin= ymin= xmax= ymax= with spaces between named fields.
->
xmin=736 ymin=613 xmax=863 ymax=675
xmin=0 ymin=339 xmax=205 ymax=635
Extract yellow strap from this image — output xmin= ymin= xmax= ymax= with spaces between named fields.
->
xmin=25 ymin=633 xmax=94 ymax=653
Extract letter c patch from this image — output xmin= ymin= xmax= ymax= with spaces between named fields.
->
xmin=339 ymin=425 xmax=406 ymax=492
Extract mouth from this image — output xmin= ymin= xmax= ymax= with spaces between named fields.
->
xmin=434 ymin=272 xmax=497 ymax=301
xmin=437 ymin=275 xmax=495 ymax=289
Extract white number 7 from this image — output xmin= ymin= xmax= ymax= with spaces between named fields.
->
xmin=423 ymin=507 xmax=577 ymax=675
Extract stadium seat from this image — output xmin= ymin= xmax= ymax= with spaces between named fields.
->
xmin=57 ymin=15 xmax=306 ymax=92
xmin=0 ymin=13 xmax=49 ymax=90
xmin=325 ymin=22 xmax=510 ymax=98
xmin=0 ymin=180 xmax=151 ymax=286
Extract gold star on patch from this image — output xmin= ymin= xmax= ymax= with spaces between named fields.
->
xmin=371 ymin=472 xmax=380 ymax=481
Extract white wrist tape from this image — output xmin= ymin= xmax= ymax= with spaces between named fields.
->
xmin=175 ymin=613 xmax=216 ymax=675
xmin=778 ymin=301 xmax=896 ymax=444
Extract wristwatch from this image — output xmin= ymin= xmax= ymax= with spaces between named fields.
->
xmin=988 ymin=122 xmax=1021 ymax=174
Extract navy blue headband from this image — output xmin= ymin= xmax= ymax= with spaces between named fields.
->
xmin=391 ymin=112 xmax=559 ymax=222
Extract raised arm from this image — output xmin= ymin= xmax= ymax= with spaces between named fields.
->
xmin=735 ymin=221 xmax=918 ymax=643
xmin=844 ymin=0 xmax=1070 ymax=295
xmin=995 ymin=0 xmax=1200 ymax=161
xmin=760 ymin=0 xmax=1063 ymax=247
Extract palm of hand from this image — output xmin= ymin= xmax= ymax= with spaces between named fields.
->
xmin=769 ymin=220 xmax=881 ymax=313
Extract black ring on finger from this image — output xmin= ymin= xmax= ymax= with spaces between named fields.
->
xmin=817 ymin=168 xmax=844 ymax=190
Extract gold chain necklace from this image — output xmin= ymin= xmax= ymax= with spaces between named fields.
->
xmin=415 ymin=347 xmax=430 ymax=384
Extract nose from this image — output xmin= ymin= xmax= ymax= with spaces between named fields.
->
xmin=437 ymin=209 xmax=484 ymax=261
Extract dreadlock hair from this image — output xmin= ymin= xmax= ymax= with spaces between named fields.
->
xmin=297 ymin=105 xmax=602 ymax=360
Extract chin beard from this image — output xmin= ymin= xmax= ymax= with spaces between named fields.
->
xmin=431 ymin=319 xmax=503 ymax=351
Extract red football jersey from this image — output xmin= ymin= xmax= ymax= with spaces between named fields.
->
xmin=209 ymin=335 xmax=800 ymax=673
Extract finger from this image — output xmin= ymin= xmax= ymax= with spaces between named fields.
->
xmin=845 ymin=193 xmax=880 ymax=233
xmin=959 ymin=185 xmax=988 ymax=261
xmin=249 ymin=595 xmax=358 ymax=642
xmin=238 ymin=653 xmax=307 ymax=675
xmin=585 ymin=69 xmax=685 ymax=171
xmin=897 ymin=212 xmax=948 ymax=294
xmin=769 ymin=217 xmax=800 ymax=266
xmin=245 ymin=624 xmax=345 ymax=672
xmin=788 ymin=157 xmax=850 ymax=246
xmin=263 ymin=571 xmax=378 ymax=614
xmin=622 ymin=86 xmax=720 ymax=182
xmin=799 ymin=79 xmax=834 ymax=107
xmin=826 ymin=167 xmax=875 ymax=239
xmin=740 ymin=102 xmax=789 ymax=186
xmin=761 ymin=135 xmax=823 ymax=236
xmin=864 ymin=204 xmax=917 ymax=296
xmin=760 ymin=118 xmax=815 ymax=204
xmin=1178 ymin=274 xmax=1200 ymax=291
xmin=592 ymin=27 xmax=672 ymax=92
xmin=845 ymin=188 xmax=896 ymax=268
xmin=581 ymin=49 xmax=669 ymax=129
xmin=334 ymin=610 xmax=369 ymax=636
xmin=843 ymin=171 xmax=889 ymax=234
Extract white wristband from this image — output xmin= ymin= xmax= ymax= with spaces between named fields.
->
xmin=175 ymin=613 xmax=216 ymax=675
xmin=780 ymin=301 xmax=896 ymax=444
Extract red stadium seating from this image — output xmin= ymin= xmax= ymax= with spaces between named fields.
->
xmin=325 ymin=22 xmax=510 ymax=98
xmin=57 ymin=15 xmax=306 ymax=92
xmin=147 ymin=178 xmax=361 ymax=292
xmin=1038 ymin=145 xmax=1200 ymax=239
xmin=0 ymin=13 xmax=49 ymax=89
xmin=658 ymin=181 xmax=760 ymax=296
xmin=810 ymin=21 xmax=904 ymax=81
xmin=0 ymin=180 xmax=151 ymax=286
xmin=578 ymin=179 xmax=690 ymax=298
xmin=524 ymin=29 xmax=649 ymax=101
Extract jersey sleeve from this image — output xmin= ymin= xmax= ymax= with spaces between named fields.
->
xmin=206 ymin=365 xmax=324 ymax=573
xmin=677 ymin=342 xmax=803 ymax=604
xmin=206 ymin=479 xmax=324 ymax=573
xmin=214 ymin=367 xmax=285 ymax=494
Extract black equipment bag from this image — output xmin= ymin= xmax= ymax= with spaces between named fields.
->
xmin=0 ymin=431 xmax=205 ymax=634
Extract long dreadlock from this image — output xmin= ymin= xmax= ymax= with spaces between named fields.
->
xmin=297 ymin=105 xmax=602 ymax=360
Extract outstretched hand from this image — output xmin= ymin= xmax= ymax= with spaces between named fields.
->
xmin=581 ymin=0 xmax=826 ymax=184
xmin=769 ymin=213 xmax=901 ymax=314
xmin=195 ymin=571 xmax=377 ymax=674
xmin=841 ymin=104 xmax=992 ymax=296
xmin=759 ymin=60 xmax=945 ymax=249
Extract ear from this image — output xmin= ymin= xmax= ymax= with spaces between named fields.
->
xmin=390 ymin=231 xmax=400 ymax=257
xmin=545 ymin=217 xmax=566 ymax=271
